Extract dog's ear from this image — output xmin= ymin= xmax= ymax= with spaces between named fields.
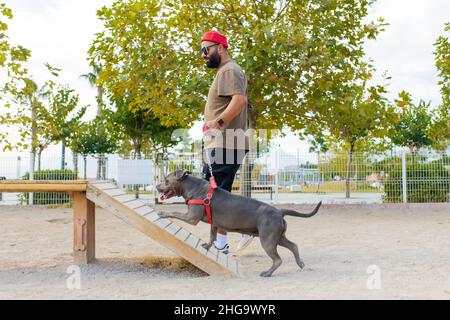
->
xmin=176 ymin=169 xmax=190 ymax=181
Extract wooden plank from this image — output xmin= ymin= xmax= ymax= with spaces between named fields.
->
xmin=206 ymin=247 xmax=218 ymax=261
xmin=154 ymin=218 xmax=172 ymax=229
xmin=0 ymin=182 xmax=87 ymax=192
xmin=122 ymin=200 xmax=146 ymax=210
xmin=184 ymin=234 xmax=200 ymax=248
xmin=227 ymin=258 xmax=238 ymax=275
xmin=102 ymin=188 xmax=127 ymax=197
xmin=174 ymin=228 xmax=190 ymax=242
xmin=134 ymin=206 xmax=154 ymax=216
xmin=92 ymin=183 xmax=118 ymax=190
xmin=86 ymin=184 xmax=237 ymax=277
xmin=114 ymin=194 xmax=137 ymax=203
xmin=72 ymin=191 xmax=95 ymax=264
xmin=165 ymin=223 xmax=182 ymax=236
xmin=89 ymin=180 xmax=115 ymax=185
xmin=0 ymin=180 xmax=88 ymax=184
xmin=143 ymin=211 xmax=160 ymax=222
xmin=195 ymin=239 xmax=208 ymax=256
xmin=217 ymin=252 xmax=228 ymax=267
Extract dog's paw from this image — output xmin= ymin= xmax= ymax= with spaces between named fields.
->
xmin=298 ymin=261 xmax=305 ymax=269
xmin=201 ymin=243 xmax=212 ymax=250
xmin=259 ymin=271 xmax=273 ymax=277
xmin=157 ymin=211 xmax=169 ymax=218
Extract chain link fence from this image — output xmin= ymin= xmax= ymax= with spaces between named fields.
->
xmin=0 ymin=148 xmax=449 ymax=205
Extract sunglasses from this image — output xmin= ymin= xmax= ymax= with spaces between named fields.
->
xmin=200 ymin=43 xmax=219 ymax=55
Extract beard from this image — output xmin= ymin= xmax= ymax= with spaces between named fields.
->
xmin=206 ymin=51 xmax=221 ymax=68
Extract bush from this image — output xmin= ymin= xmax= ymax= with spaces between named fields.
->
xmin=20 ymin=169 xmax=78 ymax=205
xmin=383 ymin=161 xmax=450 ymax=203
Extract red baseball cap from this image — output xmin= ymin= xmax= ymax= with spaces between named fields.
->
xmin=201 ymin=30 xmax=228 ymax=48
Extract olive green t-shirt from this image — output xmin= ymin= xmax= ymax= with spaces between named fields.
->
xmin=204 ymin=59 xmax=248 ymax=150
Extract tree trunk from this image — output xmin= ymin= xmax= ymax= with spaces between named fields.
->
xmin=97 ymin=86 xmax=103 ymax=117
xmin=345 ymin=143 xmax=355 ymax=199
xmin=37 ymin=149 xmax=42 ymax=171
xmin=134 ymin=142 xmax=142 ymax=160
xmin=29 ymin=97 xmax=37 ymax=205
xmin=132 ymin=141 xmax=142 ymax=198
xmin=96 ymin=86 xmax=106 ymax=179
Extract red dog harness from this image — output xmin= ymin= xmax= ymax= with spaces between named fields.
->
xmin=186 ymin=177 xmax=217 ymax=224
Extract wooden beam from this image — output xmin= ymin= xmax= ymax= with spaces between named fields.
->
xmin=72 ymin=191 xmax=95 ymax=264
xmin=0 ymin=180 xmax=88 ymax=192
xmin=86 ymin=183 xmax=239 ymax=277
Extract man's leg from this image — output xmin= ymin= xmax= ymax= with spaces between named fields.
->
xmin=203 ymin=149 xmax=242 ymax=252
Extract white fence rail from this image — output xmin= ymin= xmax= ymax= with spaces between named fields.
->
xmin=0 ymin=149 xmax=449 ymax=205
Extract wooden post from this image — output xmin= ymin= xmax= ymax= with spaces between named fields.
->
xmin=72 ymin=191 xmax=95 ymax=264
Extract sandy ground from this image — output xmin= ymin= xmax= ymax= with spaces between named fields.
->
xmin=0 ymin=203 xmax=449 ymax=300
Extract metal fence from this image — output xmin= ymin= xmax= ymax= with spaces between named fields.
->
xmin=0 ymin=148 xmax=449 ymax=205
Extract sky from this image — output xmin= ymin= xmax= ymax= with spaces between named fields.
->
xmin=2 ymin=0 xmax=450 ymax=155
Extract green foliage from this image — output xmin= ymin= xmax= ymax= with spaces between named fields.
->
xmin=391 ymin=93 xmax=433 ymax=152
xmin=319 ymin=152 xmax=377 ymax=181
xmin=383 ymin=158 xmax=450 ymax=203
xmin=42 ymin=85 xmax=87 ymax=145
xmin=167 ymin=0 xmax=388 ymax=133
xmin=0 ymin=3 xmax=31 ymax=151
xmin=69 ymin=116 xmax=119 ymax=157
xmin=19 ymin=169 xmax=78 ymax=205
xmin=434 ymin=22 xmax=450 ymax=106
xmin=432 ymin=22 xmax=450 ymax=149
xmin=89 ymin=0 xmax=390 ymax=149
xmin=89 ymin=0 xmax=202 ymax=128
xmin=110 ymin=97 xmax=181 ymax=158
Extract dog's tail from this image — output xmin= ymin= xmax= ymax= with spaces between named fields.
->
xmin=281 ymin=201 xmax=322 ymax=218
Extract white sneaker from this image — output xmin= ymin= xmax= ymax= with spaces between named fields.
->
xmin=236 ymin=234 xmax=254 ymax=252
xmin=214 ymin=243 xmax=229 ymax=255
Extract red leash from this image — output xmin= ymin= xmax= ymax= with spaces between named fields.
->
xmin=186 ymin=177 xmax=217 ymax=224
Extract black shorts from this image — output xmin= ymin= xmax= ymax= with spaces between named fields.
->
xmin=203 ymin=148 xmax=248 ymax=192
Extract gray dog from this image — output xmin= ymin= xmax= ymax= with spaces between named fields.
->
xmin=156 ymin=169 xmax=321 ymax=277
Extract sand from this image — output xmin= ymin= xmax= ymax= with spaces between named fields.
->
xmin=0 ymin=203 xmax=449 ymax=300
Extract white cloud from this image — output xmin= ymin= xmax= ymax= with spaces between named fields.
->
xmin=5 ymin=0 xmax=114 ymax=120
xmin=2 ymin=0 xmax=449 ymax=154
xmin=365 ymin=0 xmax=450 ymax=105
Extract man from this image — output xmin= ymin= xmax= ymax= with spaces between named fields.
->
xmin=200 ymin=30 xmax=253 ymax=254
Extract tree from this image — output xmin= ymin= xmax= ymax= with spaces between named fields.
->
xmin=432 ymin=22 xmax=450 ymax=149
xmin=40 ymin=85 xmax=87 ymax=169
xmin=109 ymin=97 xmax=181 ymax=159
xmin=167 ymin=0 xmax=390 ymax=198
xmin=311 ymin=78 xmax=396 ymax=198
xmin=0 ymin=3 xmax=31 ymax=151
xmin=391 ymin=92 xmax=433 ymax=153
xmin=80 ymin=65 xmax=108 ymax=178
xmin=308 ymin=133 xmax=329 ymax=193
xmin=80 ymin=65 xmax=104 ymax=118
xmin=69 ymin=118 xmax=119 ymax=178
xmin=167 ymin=0 xmax=387 ymax=129
xmin=88 ymin=0 xmax=203 ymax=128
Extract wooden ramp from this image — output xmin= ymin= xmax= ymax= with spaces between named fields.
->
xmin=86 ymin=180 xmax=239 ymax=278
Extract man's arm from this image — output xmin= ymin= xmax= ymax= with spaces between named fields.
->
xmin=205 ymin=94 xmax=247 ymax=130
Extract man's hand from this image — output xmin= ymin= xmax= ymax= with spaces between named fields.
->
xmin=203 ymin=119 xmax=223 ymax=132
